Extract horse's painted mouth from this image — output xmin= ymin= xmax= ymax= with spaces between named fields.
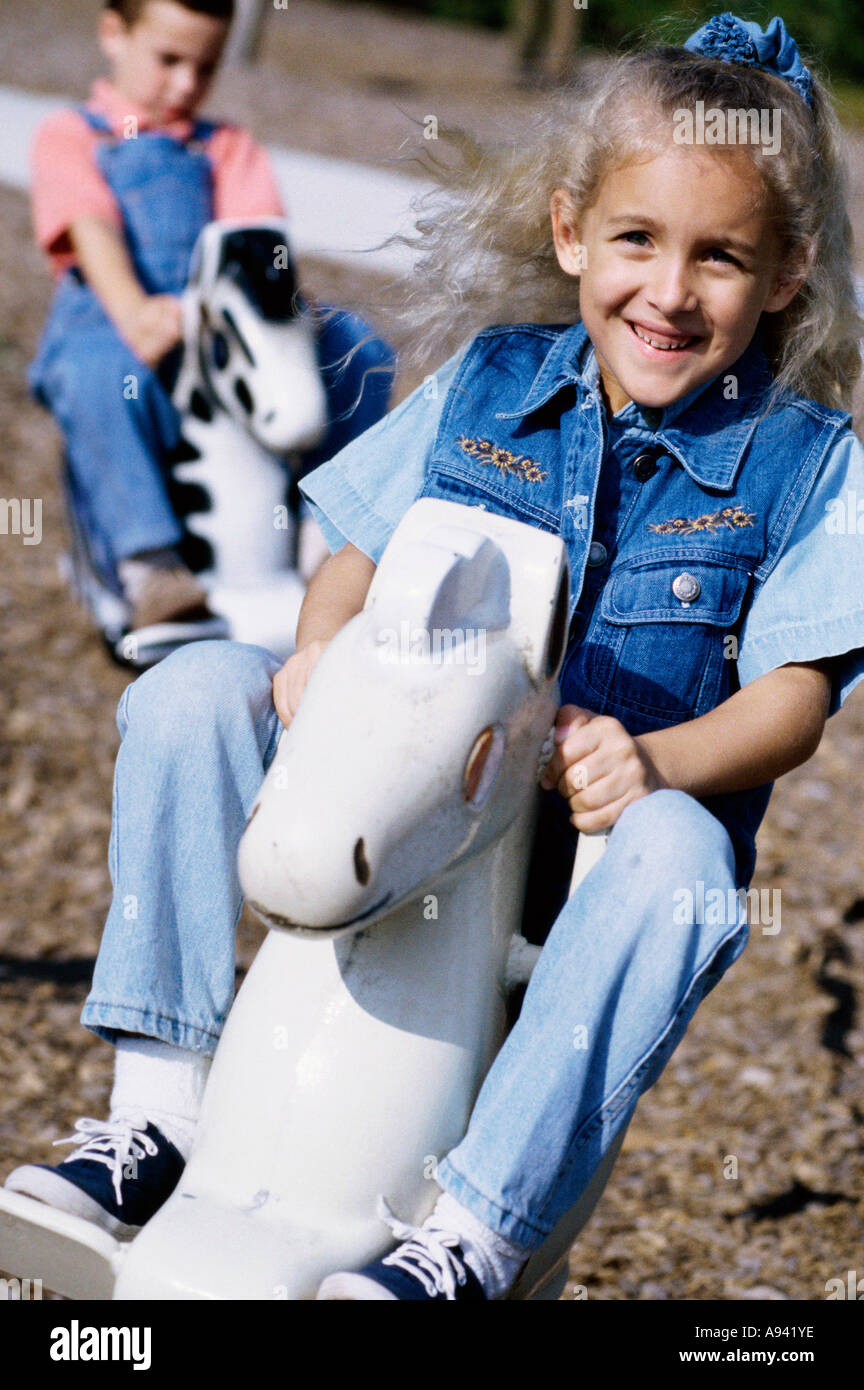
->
xmin=248 ymin=892 xmax=393 ymax=936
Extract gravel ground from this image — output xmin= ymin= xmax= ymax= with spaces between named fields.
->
xmin=0 ymin=0 xmax=863 ymax=1302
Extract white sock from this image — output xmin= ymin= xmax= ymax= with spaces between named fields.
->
xmin=428 ymin=1190 xmax=531 ymax=1299
xmin=117 ymin=548 xmax=183 ymax=602
xmin=110 ymin=1036 xmax=211 ymax=1161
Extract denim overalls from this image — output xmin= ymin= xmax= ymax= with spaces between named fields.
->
xmin=78 ymin=321 xmax=850 ymax=1252
xmin=30 ymin=107 xmax=394 ymax=577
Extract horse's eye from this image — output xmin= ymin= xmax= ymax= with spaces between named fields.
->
xmin=463 ymin=724 xmax=505 ymax=807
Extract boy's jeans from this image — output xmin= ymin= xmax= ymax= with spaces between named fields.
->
xmin=38 ymin=295 xmax=186 ymax=568
xmin=82 ymin=641 xmax=749 ymax=1250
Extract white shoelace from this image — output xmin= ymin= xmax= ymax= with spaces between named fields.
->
xmin=376 ymin=1195 xmax=469 ymax=1299
xmin=53 ymin=1115 xmax=158 ymax=1208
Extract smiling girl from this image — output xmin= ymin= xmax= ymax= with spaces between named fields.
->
xmin=7 ymin=14 xmax=864 ymax=1301
xmin=553 ymin=144 xmax=799 ymax=414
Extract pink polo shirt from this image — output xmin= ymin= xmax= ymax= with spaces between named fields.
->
xmin=31 ymin=79 xmax=286 ymax=276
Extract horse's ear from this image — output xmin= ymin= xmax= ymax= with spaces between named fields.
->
xmin=427 ymin=527 xmax=510 ymax=632
xmin=370 ymin=523 xmax=510 ymax=640
xmin=367 ymin=500 xmax=569 ymax=684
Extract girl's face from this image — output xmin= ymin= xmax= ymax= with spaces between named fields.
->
xmin=99 ymin=1 xmax=228 ymax=125
xmin=551 ymin=143 xmax=803 ymax=415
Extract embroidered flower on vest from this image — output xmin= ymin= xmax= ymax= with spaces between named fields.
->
xmin=457 ymin=435 xmax=547 ymax=484
xmin=648 ymin=504 xmax=756 ymax=536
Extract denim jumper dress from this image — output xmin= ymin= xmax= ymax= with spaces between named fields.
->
xmin=29 ymin=107 xmax=395 ymax=577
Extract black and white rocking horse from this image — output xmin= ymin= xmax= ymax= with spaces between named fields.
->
xmin=62 ymin=218 xmax=395 ymax=668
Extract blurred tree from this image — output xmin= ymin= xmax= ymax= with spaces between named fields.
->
xmin=511 ymin=0 xmax=585 ymax=86
xmin=225 ymin=0 xmax=267 ymax=64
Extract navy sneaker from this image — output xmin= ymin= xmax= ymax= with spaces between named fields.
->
xmin=317 ymin=1198 xmax=488 ymax=1301
xmin=4 ymin=1113 xmax=185 ymax=1239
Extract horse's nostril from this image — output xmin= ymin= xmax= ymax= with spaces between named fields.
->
xmin=353 ymin=837 xmax=370 ymax=886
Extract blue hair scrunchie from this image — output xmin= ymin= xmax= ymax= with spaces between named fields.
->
xmin=683 ymin=12 xmax=814 ymax=108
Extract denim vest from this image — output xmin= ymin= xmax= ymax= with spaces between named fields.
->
xmin=419 ymin=321 xmax=850 ymax=886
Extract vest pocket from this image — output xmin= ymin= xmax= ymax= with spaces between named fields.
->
xmin=585 ymin=554 xmax=752 ymax=721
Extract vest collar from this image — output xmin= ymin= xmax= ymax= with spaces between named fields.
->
xmin=496 ymin=320 xmax=777 ymax=493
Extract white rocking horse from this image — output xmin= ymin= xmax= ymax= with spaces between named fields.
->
xmin=0 ymin=499 xmax=618 ymax=1300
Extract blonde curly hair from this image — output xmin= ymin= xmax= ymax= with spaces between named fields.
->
xmin=390 ymin=43 xmax=862 ymax=414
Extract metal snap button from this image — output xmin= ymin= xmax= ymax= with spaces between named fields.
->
xmin=632 ymin=451 xmax=658 ymax=482
xmin=672 ymin=571 xmax=701 ymax=604
xmin=587 ymin=541 xmax=607 ymax=567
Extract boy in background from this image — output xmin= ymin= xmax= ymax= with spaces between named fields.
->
xmin=29 ymin=0 xmax=285 ymax=640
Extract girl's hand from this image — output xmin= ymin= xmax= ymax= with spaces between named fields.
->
xmin=272 ymin=639 xmax=330 ymax=731
xmin=539 ymin=704 xmax=667 ymax=831
xmin=123 ymin=294 xmax=184 ymax=367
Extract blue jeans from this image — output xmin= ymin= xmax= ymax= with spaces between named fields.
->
xmin=31 ymin=277 xmax=186 ymax=568
xmin=82 ymin=641 xmax=749 ymax=1250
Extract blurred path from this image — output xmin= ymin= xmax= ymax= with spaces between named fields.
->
xmin=0 ymin=83 xmax=427 ymax=275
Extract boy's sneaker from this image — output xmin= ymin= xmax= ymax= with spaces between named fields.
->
xmin=117 ymin=564 xmax=229 ymax=666
xmin=3 ymin=1113 xmax=185 ymax=1239
xmin=127 ymin=565 xmax=223 ymax=632
xmin=316 ymin=1198 xmax=488 ymax=1301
